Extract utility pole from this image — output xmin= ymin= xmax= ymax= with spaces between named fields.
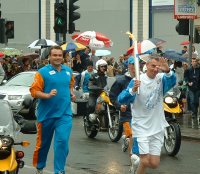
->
xmin=189 ymin=19 xmax=194 ymax=65
xmin=55 ymin=0 xmax=60 ymax=42
xmin=63 ymin=0 xmax=67 ymax=43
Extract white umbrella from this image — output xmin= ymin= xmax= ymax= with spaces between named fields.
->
xmin=71 ymin=31 xmax=113 ymax=48
xmin=89 ymin=49 xmax=111 ymax=57
xmin=28 ymin=39 xmax=58 ymax=49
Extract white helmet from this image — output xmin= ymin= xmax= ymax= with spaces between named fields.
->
xmin=95 ymin=59 xmax=108 ymax=70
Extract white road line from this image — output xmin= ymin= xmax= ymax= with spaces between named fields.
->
xmin=24 ymin=165 xmax=54 ymax=174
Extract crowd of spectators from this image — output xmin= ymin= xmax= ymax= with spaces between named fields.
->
xmin=1 ymin=44 xmax=200 ymax=118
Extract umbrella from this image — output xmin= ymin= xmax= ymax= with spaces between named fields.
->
xmin=180 ymin=40 xmax=190 ymax=45
xmin=0 ymin=52 xmax=5 ymax=58
xmin=182 ymin=52 xmax=198 ymax=59
xmin=41 ymin=47 xmax=51 ymax=60
xmin=163 ymin=50 xmax=188 ymax=62
xmin=71 ymin=31 xmax=113 ymax=48
xmin=0 ymin=48 xmax=22 ymax=56
xmin=28 ymin=39 xmax=58 ymax=49
xmin=61 ymin=42 xmax=86 ymax=52
xmin=89 ymin=49 xmax=111 ymax=57
xmin=126 ymin=38 xmax=166 ymax=55
xmin=17 ymin=53 xmax=40 ymax=60
xmin=138 ymin=54 xmax=151 ymax=62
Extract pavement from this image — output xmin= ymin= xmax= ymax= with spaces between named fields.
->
xmin=177 ymin=112 xmax=200 ymax=141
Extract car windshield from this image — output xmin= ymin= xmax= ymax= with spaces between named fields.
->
xmin=5 ymin=72 xmax=35 ymax=87
xmin=0 ymin=100 xmax=20 ymax=138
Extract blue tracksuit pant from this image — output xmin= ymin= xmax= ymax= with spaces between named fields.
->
xmin=33 ymin=115 xmax=72 ymax=174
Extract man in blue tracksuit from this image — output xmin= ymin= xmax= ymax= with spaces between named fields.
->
xmin=30 ymin=46 xmax=76 ymax=174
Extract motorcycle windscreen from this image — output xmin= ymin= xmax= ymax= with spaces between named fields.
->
xmin=0 ymin=100 xmax=20 ymax=138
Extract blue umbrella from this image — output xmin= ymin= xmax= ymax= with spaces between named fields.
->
xmin=163 ymin=50 xmax=188 ymax=62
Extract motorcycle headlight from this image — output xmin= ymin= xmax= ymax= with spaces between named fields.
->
xmin=0 ymin=137 xmax=13 ymax=148
xmin=0 ymin=136 xmax=13 ymax=160
xmin=164 ymin=96 xmax=173 ymax=104
xmin=8 ymin=95 xmax=23 ymax=100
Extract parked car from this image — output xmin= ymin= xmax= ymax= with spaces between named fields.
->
xmin=0 ymin=71 xmax=37 ymax=120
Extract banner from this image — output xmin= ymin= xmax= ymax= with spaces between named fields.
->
xmin=174 ymin=0 xmax=197 ymax=19
xmin=152 ymin=0 xmax=173 ymax=6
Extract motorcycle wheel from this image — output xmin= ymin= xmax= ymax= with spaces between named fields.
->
xmin=164 ymin=122 xmax=181 ymax=156
xmin=9 ymin=170 xmax=18 ymax=174
xmin=83 ymin=118 xmax=98 ymax=138
xmin=108 ymin=112 xmax=123 ymax=142
xmin=0 ymin=170 xmax=18 ymax=174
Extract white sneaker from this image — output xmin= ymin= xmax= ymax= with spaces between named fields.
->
xmin=129 ymin=154 xmax=140 ymax=174
xmin=122 ymin=135 xmax=129 ymax=152
xmin=36 ymin=169 xmax=43 ymax=174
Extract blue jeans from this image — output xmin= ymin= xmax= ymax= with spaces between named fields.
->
xmin=187 ymin=90 xmax=200 ymax=116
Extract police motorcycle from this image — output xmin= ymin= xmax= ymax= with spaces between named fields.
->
xmin=83 ymin=85 xmax=123 ymax=142
xmin=163 ymin=87 xmax=182 ymax=156
xmin=0 ymin=98 xmax=36 ymax=174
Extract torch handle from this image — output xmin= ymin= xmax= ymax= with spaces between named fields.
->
xmin=133 ymin=40 xmax=140 ymax=94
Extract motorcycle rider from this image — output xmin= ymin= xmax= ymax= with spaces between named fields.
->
xmin=87 ymin=59 xmax=108 ymax=119
xmin=109 ymin=56 xmax=139 ymax=167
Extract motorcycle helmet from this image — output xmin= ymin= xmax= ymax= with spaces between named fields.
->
xmin=96 ymin=59 xmax=108 ymax=71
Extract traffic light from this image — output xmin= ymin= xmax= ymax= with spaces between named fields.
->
xmin=0 ymin=19 xmax=6 ymax=43
xmin=68 ymin=0 xmax=80 ymax=34
xmin=198 ymin=0 xmax=200 ymax=6
xmin=175 ymin=19 xmax=189 ymax=35
xmin=54 ymin=3 xmax=67 ymax=33
xmin=194 ymin=28 xmax=200 ymax=43
xmin=5 ymin=21 xmax=14 ymax=39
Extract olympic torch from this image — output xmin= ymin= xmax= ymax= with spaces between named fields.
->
xmin=126 ymin=32 xmax=140 ymax=94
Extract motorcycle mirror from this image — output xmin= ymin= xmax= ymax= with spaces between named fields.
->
xmin=23 ymin=97 xmax=32 ymax=109
xmin=20 ymin=120 xmax=37 ymax=134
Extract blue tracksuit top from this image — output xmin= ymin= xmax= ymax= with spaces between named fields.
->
xmin=36 ymin=64 xmax=73 ymax=122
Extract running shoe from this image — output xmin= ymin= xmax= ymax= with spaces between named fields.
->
xmin=129 ymin=154 xmax=140 ymax=174
xmin=122 ymin=135 xmax=129 ymax=152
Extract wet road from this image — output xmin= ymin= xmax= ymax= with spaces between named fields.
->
xmin=18 ymin=116 xmax=200 ymax=174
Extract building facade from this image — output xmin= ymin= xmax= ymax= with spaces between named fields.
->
xmin=1 ymin=0 xmax=194 ymax=58
xmin=0 ymin=0 xmax=153 ymax=58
